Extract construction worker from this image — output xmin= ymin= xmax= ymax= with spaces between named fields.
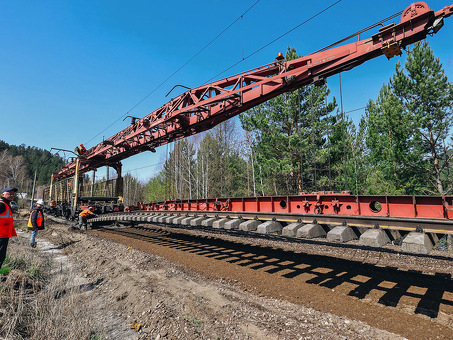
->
xmin=28 ymin=199 xmax=45 ymax=248
xmin=75 ymin=144 xmax=87 ymax=156
xmin=0 ymin=187 xmax=18 ymax=268
xmin=78 ymin=206 xmax=96 ymax=230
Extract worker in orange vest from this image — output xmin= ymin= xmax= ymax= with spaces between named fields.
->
xmin=0 ymin=187 xmax=17 ymax=268
xmin=28 ymin=199 xmax=45 ymax=248
xmin=79 ymin=206 xmax=96 ymax=230
xmin=75 ymin=144 xmax=87 ymax=156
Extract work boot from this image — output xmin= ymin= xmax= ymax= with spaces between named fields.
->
xmin=31 ymin=242 xmax=37 ymax=248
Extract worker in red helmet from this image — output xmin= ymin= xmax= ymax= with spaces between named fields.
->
xmin=78 ymin=206 xmax=96 ymax=230
xmin=74 ymin=143 xmax=87 ymax=156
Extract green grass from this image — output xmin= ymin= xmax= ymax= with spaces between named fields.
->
xmin=0 ymin=254 xmax=30 ymax=275
xmin=0 ymin=266 xmax=12 ymax=275
xmin=185 ymin=315 xmax=202 ymax=329
xmin=27 ymin=266 xmax=43 ymax=280
xmin=0 ymin=255 xmax=12 ymax=275
xmin=88 ymin=331 xmax=102 ymax=340
xmin=0 ymin=240 xmax=105 ymax=339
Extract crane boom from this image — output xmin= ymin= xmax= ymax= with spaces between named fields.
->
xmin=54 ymin=1 xmax=453 ymax=180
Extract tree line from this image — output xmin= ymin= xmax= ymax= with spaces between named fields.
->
xmin=0 ymin=141 xmax=65 ymax=196
xmin=142 ymin=41 xmax=453 ymax=201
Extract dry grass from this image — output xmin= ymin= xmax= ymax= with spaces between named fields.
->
xmin=0 ymin=237 xmax=103 ymax=340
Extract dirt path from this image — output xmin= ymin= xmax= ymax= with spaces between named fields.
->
xmin=39 ymin=220 xmax=453 ymax=339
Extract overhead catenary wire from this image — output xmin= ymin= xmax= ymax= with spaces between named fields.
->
xmin=83 ymin=1 xmax=401 ymax=158
xmin=114 ymin=137 xmax=251 ymax=178
xmin=207 ymin=2 xmax=407 ymax=84
xmin=309 ymin=10 xmax=404 ymax=55
xmin=91 ymin=4 xmax=349 ymax=189
xmin=84 ymin=0 xmax=262 ymax=146
xmin=344 ymin=106 xmax=366 ymax=114
xmin=85 ymin=0 xmax=342 ymax=147
xmin=82 ymin=0 xmax=379 ymax=184
xmin=204 ymin=0 xmax=343 ymax=84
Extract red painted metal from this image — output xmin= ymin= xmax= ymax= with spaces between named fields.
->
xmin=54 ymin=1 xmax=453 ymax=181
xmin=144 ymin=193 xmax=453 ymax=221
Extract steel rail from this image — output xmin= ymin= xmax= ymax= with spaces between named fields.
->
xmin=90 ymin=210 xmax=453 ymax=234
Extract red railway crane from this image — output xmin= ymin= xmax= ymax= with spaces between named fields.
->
xmin=54 ymin=2 xmax=452 ymax=182
xmin=50 ymin=2 xmax=453 ymax=218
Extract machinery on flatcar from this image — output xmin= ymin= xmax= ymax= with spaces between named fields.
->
xmin=42 ymin=166 xmax=124 ymax=219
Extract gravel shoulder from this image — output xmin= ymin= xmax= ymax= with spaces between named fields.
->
xmin=20 ymin=217 xmax=453 ymax=339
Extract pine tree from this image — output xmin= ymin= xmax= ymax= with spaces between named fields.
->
xmin=240 ymin=47 xmax=337 ymax=195
xmin=363 ymin=84 xmax=412 ymax=194
xmin=392 ymin=41 xmax=453 ymax=194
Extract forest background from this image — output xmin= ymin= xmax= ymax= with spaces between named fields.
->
xmin=1 ymin=41 xmax=452 ymax=205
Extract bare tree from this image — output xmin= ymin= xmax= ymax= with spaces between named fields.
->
xmin=8 ymin=155 xmax=27 ymax=188
xmin=0 ymin=150 xmax=11 ymax=187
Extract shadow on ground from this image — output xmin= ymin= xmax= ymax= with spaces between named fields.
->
xmin=101 ymin=225 xmax=453 ymax=319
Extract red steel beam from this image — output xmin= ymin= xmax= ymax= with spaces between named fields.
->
xmin=142 ymin=192 xmax=453 ymax=222
xmin=54 ymin=2 xmax=453 ymax=180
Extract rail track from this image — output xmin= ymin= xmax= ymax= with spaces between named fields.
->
xmin=88 ymin=210 xmax=453 ymax=255
xmin=44 ymin=215 xmax=453 ymax=338
xmin=88 ymin=220 xmax=453 ymax=336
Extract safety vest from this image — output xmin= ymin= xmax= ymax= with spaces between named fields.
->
xmin=28 ymin=210 xmax=44 ymax=229
xmin=79 ymin=208 xmax=94 ymax=218
xmin=0 ymin=201 xmax=17 ymax=238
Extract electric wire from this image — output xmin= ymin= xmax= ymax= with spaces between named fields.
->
xmin=309 ymin=10 xmax=404 ymax=55
xmin=85 ymin=0 xmax=262 ymax=146
xmin=81 ymin=2 xmax=401 ymax=161
xmin=124 ymin=161 xmax=165 ymax=173
xmin=344 ymin=106 xmax=366 ymax=114
xmin=85 ymin=0 xmax=344 ymax=149
xmin=204 ymin=0 xmax=343 ymax=84
xmin=83 ymin=1 xmax=379 ymax=183
xmin=206 ymin=2 xmax=405 ymax=84
xmin=122 ymin=137 xmax=250 ymax=175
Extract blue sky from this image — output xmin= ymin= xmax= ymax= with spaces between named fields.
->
xmin=1 ymin=0 xmax=453 ymax=182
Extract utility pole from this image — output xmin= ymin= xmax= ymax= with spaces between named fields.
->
xmin=91 ymin=170 xmax=95 ymax=196
xmin=30 ymin=170 xmax=37 ymax=210
xmin=339 ymin=73 xmax=347 ymax=190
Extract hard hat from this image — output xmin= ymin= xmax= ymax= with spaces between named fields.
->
xmin=36 ymin=199 xmax=44 ymax=205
